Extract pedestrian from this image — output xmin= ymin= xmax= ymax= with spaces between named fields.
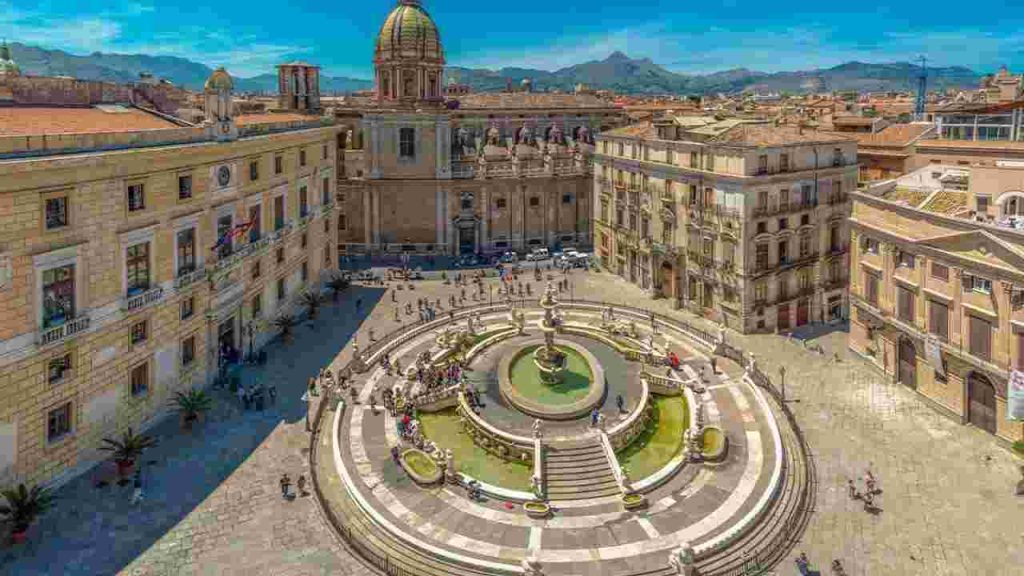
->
xmin=590 ymin=408 xmax=600 ymax=427
xmin=616 ymin=394 xmax=625 ymax=413
xmin=268 ymin=384 xmax=277 ymax=405
xmin=391 ymin=290 xmax=396 ymax=303
xmin=710 ymin=357 xmax=717 ymax=374
xmin=309 ymin=377 xmax=317 ymax=397
xmin=297 ymin=474 xmax=308 ymax=497
xmin=280 ymin=473 xmax=292 ymax=499
xmin=795 ymin=555 xmax=809 ymax=576
xmin=237 ymin=383 xmax=247 ymax=410
xmin=391 ymin=445 xmax=401 ymax=465
xmin=847 ymin=478 xmax=857 ymax=499
xmin=130 ymin=468 xmax=144 ymax=506
xmin=831 ymin=559 xmax=845 ymax=576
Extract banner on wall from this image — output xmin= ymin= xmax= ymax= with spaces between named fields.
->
xmin=925 ymin=336 xmax=945 ymax=378
xmin=1008 ymin=370 xmax=1024 ymax=422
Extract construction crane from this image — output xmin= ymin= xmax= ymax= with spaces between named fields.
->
xmin=915 ymin=55 xmax=927 ymax=120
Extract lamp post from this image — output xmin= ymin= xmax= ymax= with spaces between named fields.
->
xmin=779 ymin=365 xmax=786 ymax=403
xmin=489 ymin=284 xmax=493 ymax=306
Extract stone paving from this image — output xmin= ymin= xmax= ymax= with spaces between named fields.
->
xmin=3 ymin=268 xmax=1023 ymax=576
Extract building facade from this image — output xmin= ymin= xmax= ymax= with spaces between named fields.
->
xmin=593 ymin=117 xmax=858 ymax=333
xmin=848 ymin=175 xmax=1024 ymax=443
xmin=334 ymin=0 xmax=626 ymax=257
xmin=0 ymin=70 xmax=342 ymax=486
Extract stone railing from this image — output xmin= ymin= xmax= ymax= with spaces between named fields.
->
xmin=599 ymin=431 xmax=627 ymax=494
xmin=411 ymin=384 xmax=461 ymax=412
xmin=38 ymin=315 xmax=90 ymax=347
xmin=174 ymin=267 xmax=206 ymax=290
xmin=124 ymin=286 xmax=164 ymax=313
xmin=607 ymin=375 xmax=652 ymax=450
xmin=456 ymin=393 xmax=535 ymax=463
xmin=641 ymin=367 xmax=689 ymax=396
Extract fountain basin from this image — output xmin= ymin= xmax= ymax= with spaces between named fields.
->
xmin=498 ymin=338 xmax=606 ymax=421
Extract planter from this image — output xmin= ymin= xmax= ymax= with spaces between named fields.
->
xmin=523 ymin=500 xmax=551 ymax=518
xmin=701 ymin=426 xmax=729 ymax=463
xmin=116 ymin=460 xmax=135 ymax=477
xmin=399 ymin=449 xmax=443 ymax=486
xmin=10 ymin=530 xmax=27 ymax=544
xmin=622 ymin=493 xmax=647 ymax=510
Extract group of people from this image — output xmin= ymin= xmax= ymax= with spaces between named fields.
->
xmin=236 ymin=377 xmax=276 ymax=411
xmin=278 ymin=473 xmax=309 ymax=500
xmin=846 ymin=467 xmax=881 ymax=512
xmin=795 ymin=553 xmax=847 ymax=576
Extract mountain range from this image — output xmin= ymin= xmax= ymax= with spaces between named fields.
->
xmin=5 ymin=43 xmax=982 ymax=96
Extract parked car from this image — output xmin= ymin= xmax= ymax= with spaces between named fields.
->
xmin=354 ymin=270 xmax=378 ymax=282
xmin=526 ymin=248 xmax=551 ymax=261
xmin=500 ymin=251 xmax=519 ymax=263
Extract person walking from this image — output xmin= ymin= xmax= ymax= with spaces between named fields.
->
xmin=847 ymin=478 xmax=858 ymax=500
xmin=280 ymin=473 xmax=292 ymax=499
xmin=590 ymin=408 xmax=600 ymax=427
xmin=616 ymin=394 xmax=625 ymax=413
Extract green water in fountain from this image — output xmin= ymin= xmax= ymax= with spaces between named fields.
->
xmin=509 ymin=344 xmax=593 ymax=406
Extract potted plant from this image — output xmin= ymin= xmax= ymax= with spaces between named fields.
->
xmin=523 ymin=500 xmax=551 ymax=518
xmin=0 ymin=483 xmax=54 ymax=544
xmin=299 ymin=290 xmax=323 ymax=321
xmin=622 ymin=492 xmax=647 ymax=510
xmin=326 ymin=274 xmax=350 ymax=303
xmin=99 ymin=428 xmax=157 ymax=478
xmin=172 ymin=388 xmax=213 ymax=431
xmin=273 ymin=314 xmax=298 ymax=344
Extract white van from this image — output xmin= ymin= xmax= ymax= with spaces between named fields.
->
xmin=526 ymin=248 xmax=550 ymax=261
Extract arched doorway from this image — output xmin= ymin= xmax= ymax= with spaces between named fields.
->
xmin=660 ymin=261 xmax=676 ymax=300
xmin=1001 ymin=192 xmax=1024 ymax=217
xmin=967 ymin=372 xmax=997 ymax=434
xmin=898 ymin=337 xmax=917 ymax=389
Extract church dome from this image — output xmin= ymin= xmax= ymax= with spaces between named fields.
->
xmin=204 ymin=67 xmax=234 ymax=92
xmin=375 ymin=0 xmax=444 ymax=64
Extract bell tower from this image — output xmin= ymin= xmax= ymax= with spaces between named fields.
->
xmin=204 ymin=67 xmax=237 ymax=141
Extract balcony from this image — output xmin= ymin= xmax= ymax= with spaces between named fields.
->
xmin=826 ymin=193 xmax=850 ymax=205
xmin=753 ymin=200 xmax=817 ymax=217
xmin=174 ymin=266 xmax=206 ymax=290
xmin=38 ymin=315 xmax=91 ymax=347
xmin=687 ymin=251 xmax=715 ymax=269
xmin=124 ymin=286 xmax=164 ymax=313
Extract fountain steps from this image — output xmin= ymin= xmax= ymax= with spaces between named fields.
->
xmin=545 ymin=441 xmax=621 ymax=501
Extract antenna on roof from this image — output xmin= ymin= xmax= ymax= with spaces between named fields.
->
xmin=915 ymin=55 xmax=927 ymax=120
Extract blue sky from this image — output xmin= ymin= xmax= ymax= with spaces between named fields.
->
xmin=3 ymin=0 xmax=1023 ymax=79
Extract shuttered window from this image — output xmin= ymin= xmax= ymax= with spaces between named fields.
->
xmin=928 ymin=301 xmax=949 ymax=340
xmin=865 ymin=272 xmax=879 ymax=306
xmin=897 ymin=286 xmax=915 ymax=323
xmin=969 ymin=315 xmax=992 ymax=361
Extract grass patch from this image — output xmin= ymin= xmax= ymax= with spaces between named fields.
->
xmin=418 ymin=409 xmax=533 ymax=490
xmin=617 ymin=395 xmax=688 ymax=480
xmin=509 ymin=345 xmax=593 ymax=406
xmin=402 ymin=450 xmax=439 ymax=477
xmin=702 ymin=428 xmax=725 ymax=455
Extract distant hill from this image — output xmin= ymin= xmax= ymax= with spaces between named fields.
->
xmin=5 ymin=42 xmax=373 ymax=94
xmin=448 ymin=53 xmax=981 ymax=95
xmin=5 ymin=42 xmax=979 ymax=97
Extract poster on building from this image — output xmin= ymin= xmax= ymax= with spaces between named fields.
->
xmin=925 ymin=336 xmax=945 ymax=378
xmin=1008 ymin=370 xmax=1024 ymax=422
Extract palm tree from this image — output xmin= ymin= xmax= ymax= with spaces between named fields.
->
xmin=172 ymin=388 xmax=213 ymax=430
xmin=99 ymin=428 xmax=157 ymax=475
xmin=0 ymin=483 xmax=54 ymax=541
xmin=273 ymin=313 xmax=298 ymax=344
xmin=326 ymin=274 xmax=350 ymax=303
xmin=299 ymin=290 xmax=323 ymax=320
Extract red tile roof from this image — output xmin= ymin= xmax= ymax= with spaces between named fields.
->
xmin=0 ymin=106 xmax=179 ymax=136
xmin=838 ymin=123 xmax=935 ymax=148
xmin=235 ymin=112 xmax=319 ymax=126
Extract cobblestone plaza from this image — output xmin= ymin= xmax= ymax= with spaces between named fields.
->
xmin=1 ymin=269 xmax=1021 ymax=575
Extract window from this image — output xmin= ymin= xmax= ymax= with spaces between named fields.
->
xmin=322 ymin=177 xmax=331 ymax=205
xmin=322 ymin=144 xmax=328 ymax=160
xmin=45 ymin=197 xmax=69 ymax=230
xmin=778 ymin=240 xmax=789 ymax=264
xmin=275 ymin=155 xmax=283 ymax=175
xmin=754 ymin=282 xmax=767 ymax=303
xmin=274 ymin=195 xmax=286 ymax=230
xmin=399 ymin=128 xmax=416 ymax=158
xmin=702 ymin=238 xmax=713 ymax=256
xmin=277 ymin=247 xmax=285 ymax=264
xmin=277 ymin=277 xmax=286 ymax=301
xmin=777 ymin=278 xmax=788 ymax=300
xmin=562 ymin=194 xmax=573 ymax=204
xmin=496 ymin=198 xmax=507 ymax=209
xmin=757 ymin=154 xmax=768 ymax=175
xmin=178 ymin=174 xmax=193 ymax=200
xmin=126 ymin=243 xmax=150 ymax=295
xmin=299 ymin=186 xmax=309 ymax=218
xmin=324 ymin=247 xmax=332 ymax=265
xmin=324 ymin=218 xmax=330 ymax=234
xmin=47 ymin=402 xmax=72 ymax=442
xmin=248 ymin=205 xmax=262 ymax=242
xmin=828 ymin=259 xmax=842 ymax=283
xmin=829 ymin=224 xmax=840 ymax=252
xmin=667 ymin=149 xmax=675 ymax=165
xmin=181 ymin=336 xmax=195 ymax=367
xmin=690 ymin=151 xmax=698 ymax=168
xmin=897 ymin=250 xmax=915 ymax=268
xmin=969 ymin=315 xmax=992 ymax=361
xmin=250 ymin=160 xmax=260 ymax=181
xmin=299 ymin=149 xmax=307 ymax=167
xmin=641 ymin=218 xmax=650 ymax=239
xmin=251 ymin=260 xmax=261 ymax=280
xmin=863 ymin=237 xmax=879 ymax=255
xmin=756 ymin=242 xmax=769 ymax=270
xmin=689 ymin=184 xmax=698 ymax=206
xmin=42 ymin=264 xmax=75 ymax=329
xmin=181 ymin=296 xmax=194 ymax=320
xmin=301 ymin=262 xmax=309 ymax=282
xmin=130 ymin=362 xmax=149 ymax=397
xmin=216 ymin=215 xmax=233 ymax=258
xmin=832 ymin=147 xmax=843 ymax=167
xmin=301 ymin=233 xmax=308 ymax=249
xmin=865 ymin=272 xmax=879 ymax=306
xmin=977 ymin=195 xmax=990 ymax=213
xmin=897 ymin=286 xmax=915 ymax=322
xmin=618 ymin=142 xmax=624 ymax=156
xmin=706 ymin=155 xmax=715 ymax=171
xmin=177 ymin=229 xmax=196 ymax=276
xmin=48 ymin=354 xmax=72 ymax=385
xmin=756 ymin=222 xmax=767 ymax=235
xmin=127 ymin=183 xmax=145 ymax=212
xmin=252 ymin=294 xmax=262 ymax=318
xmin=929 ymin=301 xmax=949 ymax=340
xmin=130 ymin=320 xmax=148 ymax=345
xmin=779 ymin=153 xmax=789 ymax=172
xmin=778 ymin=218 xmax=788 ymax=231
xmin=799 ymin=233 xmax=810 ymax=257
xmin=802 ymin=214 xmax=810 ymax=227
xmin=339 ymin=214 xmax=347 ymax=230
xmin=798 ymin=269 xmax=811 ymax=291
xmin=529 ymin=197 xmax=539 ymax=207
xmin=966 ymin=275 xmax=992 ymax=294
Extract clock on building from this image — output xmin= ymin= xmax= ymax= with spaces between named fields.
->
xmin=217 ymin=165 xmax=231 ymax=187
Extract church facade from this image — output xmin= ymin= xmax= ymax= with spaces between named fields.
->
xmin=334 ymin=0 xmax=626 ymax=257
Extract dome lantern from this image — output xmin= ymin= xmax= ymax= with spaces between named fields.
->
xmin=373 ymin=0 xmax=445 ymax=105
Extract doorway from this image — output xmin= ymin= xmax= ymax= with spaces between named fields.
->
xmin=898 ymin=337 xmax=917 ymax=389
xmin=458 ymin=226 xmax=475 ymax=255
xmin=967 ymin=372 xmax=997 ymax=434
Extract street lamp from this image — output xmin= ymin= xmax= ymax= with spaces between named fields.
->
xmin=779 ymin=366 xmax=786 ymax=403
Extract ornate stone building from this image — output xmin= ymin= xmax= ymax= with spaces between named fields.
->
xmin=0 ymin=68 xmax=341 ymax=486
xmin=334 ymin=0 xmax=626 ymax=256
xmin=849 ymin=164 xmax=1024 ymax=442
xmin=593 ymin=117 xmax=858 ymax=333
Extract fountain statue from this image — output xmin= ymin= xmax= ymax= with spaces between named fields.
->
xmin=533 ymin=282 xmax=566 ymax=384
